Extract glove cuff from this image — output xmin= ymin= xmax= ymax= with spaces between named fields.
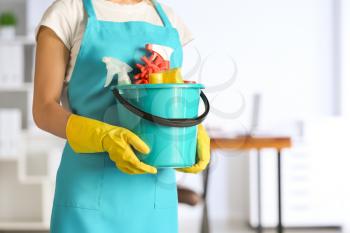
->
xmin=66 ymin=114 xmax=114 ymax=153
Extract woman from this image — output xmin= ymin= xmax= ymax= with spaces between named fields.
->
xmin=33 ymin=0 xmax=210 ymax=232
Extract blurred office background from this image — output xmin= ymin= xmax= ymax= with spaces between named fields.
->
xmin=1 ymin=0 xmax=350 ymax=232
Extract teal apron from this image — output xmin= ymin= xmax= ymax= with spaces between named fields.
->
xmin=50 ymin=0 xmax=183 ymax=232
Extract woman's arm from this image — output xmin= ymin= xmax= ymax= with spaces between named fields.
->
xmin=32 ymin=26 xmax=156 ymax=174
xmin=33 ymin=26 xmax=71 ymax=139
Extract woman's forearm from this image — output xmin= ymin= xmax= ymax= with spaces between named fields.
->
xmin=32 ymin=101 xmax=71 ymax=139
xmin=33 ymin=26 xmax=71 ymax=139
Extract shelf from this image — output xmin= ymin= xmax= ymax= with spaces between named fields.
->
xmin=19 ymin=176 xmax=51 ymax=185
xmin=0 ymin=2 xmax=54 ymax=230
xmin=0 ymin=221 xmax=49 ymax=231
xmin=0 ymin=83 xmax=33 ymax=91
xmin=0 ymin=36 xmax=35 ymax=45
xmin=0 ymin=156 xmax=19 ymax=161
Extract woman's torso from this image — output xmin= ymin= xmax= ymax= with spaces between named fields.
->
xmin=50 ymin=1 xmax=183 ymax=232
xmin=38 ymin=0 xmax=193 ymax=109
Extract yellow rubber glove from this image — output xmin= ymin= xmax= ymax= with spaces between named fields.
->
xmin=66 ymin=114 xmax=157 ymax=175
xmin=176 ymin=124 xmax=211 ymax=174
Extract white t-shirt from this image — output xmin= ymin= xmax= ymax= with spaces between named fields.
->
xmin=37 ymin=0 xmax=193 ymax=83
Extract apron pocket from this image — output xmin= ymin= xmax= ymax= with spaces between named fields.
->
xmin=154 ymin=168 xmax=178 ymax=209
xmin=53 ymin=144 xmax=105 ymax=210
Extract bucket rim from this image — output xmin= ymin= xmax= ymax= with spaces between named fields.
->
xmin=112 ymin=83 xmax=205 ymax=90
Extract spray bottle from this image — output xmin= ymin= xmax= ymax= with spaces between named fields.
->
xmin=102 ymin=57 xmax=133 ymax=87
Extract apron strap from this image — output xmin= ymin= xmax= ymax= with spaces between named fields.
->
xmin=152 ymin=0 xmax=173 ymax=28
xmin=83 ymin=0 xmax=97 ymax=19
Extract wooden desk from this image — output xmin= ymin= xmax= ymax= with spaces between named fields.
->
xmin=202 ymin=136 xmax=292 ymax=233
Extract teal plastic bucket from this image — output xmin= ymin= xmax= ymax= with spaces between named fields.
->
xmin=112 ymin=84 xmax=209 ymax=168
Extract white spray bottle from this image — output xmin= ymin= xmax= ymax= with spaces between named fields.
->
xmin=102 ymin=57 xmax=133 ymax=87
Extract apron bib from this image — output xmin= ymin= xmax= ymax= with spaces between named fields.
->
xmin=50 ymin=0 xmax=183 ymax=232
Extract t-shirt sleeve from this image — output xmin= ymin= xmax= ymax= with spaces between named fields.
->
xmin=161 ymin=3 xmax=194 ymax=47
xmin=35 ymin=0 xmax=76 ymax=50
xmin=173 ymin=15 xmax=194 ymax=47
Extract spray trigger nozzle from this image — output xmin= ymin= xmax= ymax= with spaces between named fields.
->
xmin=102 ymin=57 xmax=133 ymax=87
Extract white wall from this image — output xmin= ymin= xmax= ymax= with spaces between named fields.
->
xmin=26 ymin=0 xmax=53 ymax=36
xmin=340 ymin=0 xmax=350 ymax=116
xmin=165 ymin=0 xmax=338 ymax=224
xmin=20 ymin=0 xmax=339 ymax=227
xmin=167 ymin=0 xmax=336 ymax=127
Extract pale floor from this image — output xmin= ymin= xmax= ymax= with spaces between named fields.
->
xmin=0 ymin=229 xmax=341 ymax=233
xmin=0 ymin=222 xmax=341 ymax=233
xmin=181 ymin=227 xmax=340 ymax=233
xmin=180 ymin=220 xmax=341 ymax=233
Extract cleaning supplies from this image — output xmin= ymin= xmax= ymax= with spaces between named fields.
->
xmin=102 ymin=45 xmax=186 ymax=86
xmin=149 ymin=68 xmax=184 ymax=84
xmin=146 ymin=43 xmax=173 ymax=68
xmin=102 ymin=57 xmax=133 ymax=87
xmin=106 ymin=44 xmax=210 ymax=168
xmin=134 ymin=44 xmax=174 ymax=84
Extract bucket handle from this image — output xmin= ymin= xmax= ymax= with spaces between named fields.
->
xmin=112 ymin=88 xmax=210 ymax=127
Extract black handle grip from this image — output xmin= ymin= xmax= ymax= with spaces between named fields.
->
xmin=112 ymin=88 xmax=210 ymax=127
